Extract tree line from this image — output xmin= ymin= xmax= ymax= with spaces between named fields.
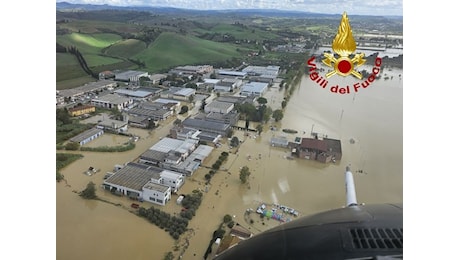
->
xmin=67 ymin=46 xmax=99 ymax=79
xmin=137 ymin=190 xmax=203 ymax=240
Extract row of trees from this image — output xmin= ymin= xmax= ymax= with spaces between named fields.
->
xmin=203 ymin=215 xmax=230 ymax=259
xmin=137 ymin=190 xmax=203 ymax=239
xmin=67 ymin=46 xmax=98 ymax=79
xmin=239 ymin=166 xmax=251 ymax=184
xmin=179 ymin=190 xmax=203 ymax=220
xmin=204 ymin=152 xmax=229 ymax=183
xmin=138 ymin=207 xmax=188 ymax=240
xmin=235 ymin=97 xmax=284 ymax=124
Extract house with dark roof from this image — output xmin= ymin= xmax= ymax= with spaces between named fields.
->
xmin=296 ymin=137 xmax=342 ymax=163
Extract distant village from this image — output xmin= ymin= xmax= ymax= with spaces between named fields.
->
xmin=57 ymin=63 xmax=341 ymax=207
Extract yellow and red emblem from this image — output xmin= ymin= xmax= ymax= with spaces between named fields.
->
xmin=323 ymin=12 xmax=365 ymax=79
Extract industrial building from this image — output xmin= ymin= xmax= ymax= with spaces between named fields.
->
xmin=91 ymin=93 xmax=133 ymax=111
xmin=102 ymin=162 xmax=186 ymax=205
xmin=69 ymin=128 xmax=104 ymax=146
xmin=240 ymin=82 xmax=269 ymax=97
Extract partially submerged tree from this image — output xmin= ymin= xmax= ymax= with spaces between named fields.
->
xmin=80 ymin=181 xmax=97 ymax=199
xmin=272 ymin=109 xmax=284 ymax=122
xmin=230 ymin=136 xmax=240 ymax=147
xmin=256 ymin=124 xmax=263 ymax=135
xmin=239 ymin=166 xmax=251 ymax=184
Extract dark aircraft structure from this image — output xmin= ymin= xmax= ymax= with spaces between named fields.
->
xmin=213 ymin=166 xmax=403 ymax=260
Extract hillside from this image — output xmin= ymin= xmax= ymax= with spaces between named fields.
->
xmin=134 ymin=32 xmax=246 ymax=72
xmin=55 ymin=6 xmax=402 ymax=88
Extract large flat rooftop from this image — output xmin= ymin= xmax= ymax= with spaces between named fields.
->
xmin=104 ymin=162 xmax=162 ymax=191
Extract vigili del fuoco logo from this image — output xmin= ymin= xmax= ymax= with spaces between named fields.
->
xmin=307 ymin=12 xmax=382 ymax=94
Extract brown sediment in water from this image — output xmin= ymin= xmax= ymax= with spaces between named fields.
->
xmin=57 ymin=71 xmax=402 ymax=260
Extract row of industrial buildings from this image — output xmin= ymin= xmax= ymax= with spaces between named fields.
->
xmin=56 ymin=64 xmax=280 ymax=107
xmin=63 ymin=65 xmax=282 ymax=206
xmin=62 ymin=63 xmax=340 ymax=207
xmin=101 ymin=136 xmax=214 ymax=206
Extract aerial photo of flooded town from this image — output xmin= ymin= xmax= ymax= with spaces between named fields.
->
xmin=56 ymin=1 xmax=403 ymax=259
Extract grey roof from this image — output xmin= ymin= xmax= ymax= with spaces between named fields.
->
xmin=206 ymin=101 xmax=234 ymax=110
xmin=104 ymin=162 xmax=162 ymax=191
xmin=174 ymin=88 xmax=195 ymax=96
xmin=216 ymin=96 xmax=251 ymax=104
xmin=143 ymin=182 xmax=170 ymax=193
xmin=197 ymin=132 xmax=221 ymax=142
xmin=97 ymin=118 xmax=128 ymax=128
xmin=114 ymin=89 xmax=152 ymax=98
xmin=92 ymin=93 xmax=131 ymax=104
xmin=153 ymin=98 xmax=180 ymax=105
xmin=137 ymin=87 xmax=163 ymax=94
xmin=140 ymin=149 xmax=168 ymax=162
xmin=128 ymin=107 xmax=170 ymax=117
xmin=241 ymin=82 xmax=269 ymax=93
xmin=69 ymin=128 xmax=103 ymax=143
xmin=149 ymin=137 xmax=197 ymax=154
xmin=191 ymin=145 xmax=214 ymax=160
xmin=57 ymin=80 xmax=117 ymax=98
xmin=217 ymin=70 xmax=247 ymax=77
xmin=242 ymin=65 xmax=280 ymax=78
xmin=115 ymin=70 xmax=148 ymax=80
xmin=183 ymin=118 xmax=230 ymax=132
xmin=150 ymin=74 xmax=167 ymax=81
xmin=128 ymin=115 xmax=149 ymax=124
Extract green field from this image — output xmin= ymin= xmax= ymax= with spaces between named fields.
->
xmin=57 ymin=19 xmax=142 ymax=34
xmin=55 ymin=12 xmax=324 ymax=86
xmin=57 ymin=32 xmax=126 ymax=67
xmin=209 ymin=24 xmax=278 ymax=40
xmin=56 ymin=53 xmax=89 ymax=82
xmin=134 ymin=32 xmax=244 ymax=72
xmin=57 ymin=33 xmax=122 ymax=53
xmin=57 ymin=32 xmax=131 ymax=88
xmin=104 ymin=39 xmax=147 ymax=58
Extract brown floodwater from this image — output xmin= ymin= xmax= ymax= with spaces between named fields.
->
xmin=57 ymin=67 xmax=403 ymax=260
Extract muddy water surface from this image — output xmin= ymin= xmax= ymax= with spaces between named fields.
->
xmin=57 ymin=67 xmax=403 ymax=260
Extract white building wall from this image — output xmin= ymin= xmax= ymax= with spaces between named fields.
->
xmin=160 ymin=171 xmax=185 ymax=193
xmin=142 ymin=184 xmax=171 ymax=206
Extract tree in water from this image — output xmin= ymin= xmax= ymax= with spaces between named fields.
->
xmin=80 ymin=181 xmax=97 ymax=199
xmin=256 ymin=124 xmax=263 ymax=135
xmin=256 ymin=97 xmax=268 ymax=106
xmin=230 ymin=136 xmax=240 ymax=147
xmin=164 ymin=252 xmax=174 ymax=260
xmin=239 ymin=166 xmax=251 ymax=184
xmin=272 ymin=109 xmax=284 ymax=122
